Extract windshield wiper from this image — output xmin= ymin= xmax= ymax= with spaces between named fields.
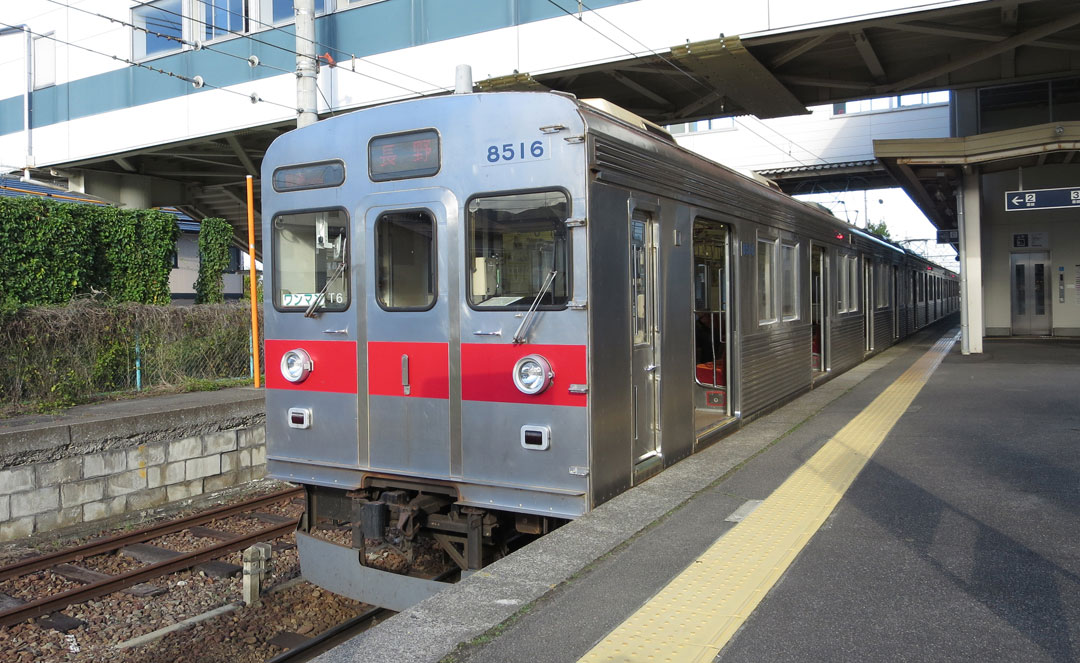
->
xmin=304 ymin=238 xmax=348 ymax=318
xmin=513 ymin=270 xmax=557 ymax=344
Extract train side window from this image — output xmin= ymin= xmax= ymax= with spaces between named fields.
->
xmin=758 ymin=238 xmax=777 ymax=324
xmin=848 ymin=255 xmax=860 ymax=312
xmin=781 ymin=243 xmax=798 ymax=321
xmin=838 ymin=253 xmax=859 ymax=313
xmin=273 ymin=209 xmax=349 ymax=312
xmin=375 ymin=210 xmax=436 ymax=311
xmin=876 ymin=262 xmax=889 ymax=309
xmin=466 ymin=190 xmax=570 ymax=310
xmin=839 ymin=255 xmax=850 ymax=312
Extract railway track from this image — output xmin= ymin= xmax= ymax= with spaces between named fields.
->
xmin=263 ymin=567 xmax=455 ymax=663
xmin=0 ymin=486 xmax=304 ymax=628
xmin=265 ymin=605 xmax=390 ymax=663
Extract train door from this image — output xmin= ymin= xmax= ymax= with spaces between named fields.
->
xmin=892 ymin=265 xmax=900 ymax=340
xmin=630 ymin=210 xmax=660 ymax=464
xmin=1011 ymin=251 xmax=1051 ymax=335
xmin=911 ymin=271 xmax=918 ymax=329
xmin=365 ymin=201 xmax=451 ymax=477
xmin=863 ymin=257 xmax=874 ymax=352
xmin=811 ymin=244 xmax=828 ymax=375
xmin=693 ymin=219 xmax=731 ymax=433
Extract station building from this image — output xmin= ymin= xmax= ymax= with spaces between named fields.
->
xmin=1 ymin=0 xmax=1079 ymax=352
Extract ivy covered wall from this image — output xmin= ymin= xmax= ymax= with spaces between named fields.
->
xmin=0 ymin=198 xmax=180 ymax=313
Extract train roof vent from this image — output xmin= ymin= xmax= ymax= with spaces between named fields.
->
xmin=581 ymin=98 xmax=675 ymax=143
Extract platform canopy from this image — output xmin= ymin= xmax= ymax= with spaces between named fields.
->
xmin=479 ymin=0 xmax=1080 ymax=124
xmin=873 ymin=120 xmax=1080 ymax=253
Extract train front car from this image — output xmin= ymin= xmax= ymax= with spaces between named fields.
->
xmin=261 ymin=92 xmax=590 ymax=608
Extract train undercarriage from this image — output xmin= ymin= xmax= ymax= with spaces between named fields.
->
xmin=298 ymin=481 xmax=563 ymax=609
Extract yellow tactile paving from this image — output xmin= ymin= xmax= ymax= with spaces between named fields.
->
xmin=581 ymin=332 xmax=958 ymax=663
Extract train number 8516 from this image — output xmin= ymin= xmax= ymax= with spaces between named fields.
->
xmin=486 ymin=140 xmax=546 ymax=164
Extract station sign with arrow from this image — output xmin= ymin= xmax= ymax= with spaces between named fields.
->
xmin=1005 ymin=187 xmax=1080 ymax=211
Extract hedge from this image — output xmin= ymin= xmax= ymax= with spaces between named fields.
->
xmin=0 ymin=197 xmax=179 ymax=313
xmin=195 ymin=217 xmax=233 ymax=304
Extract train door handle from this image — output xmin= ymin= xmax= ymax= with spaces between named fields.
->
xmin=401 ymin=354 xmax=411 ymax=396
xmin=644 ymin=364 xmax=658 ymax=373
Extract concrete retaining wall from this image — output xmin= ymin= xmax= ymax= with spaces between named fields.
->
xmin=0 ymin=389 xmax=266 ymax=542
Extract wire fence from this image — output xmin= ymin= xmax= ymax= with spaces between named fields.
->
xmin=0 ymin=299 xmax=263 ymax=414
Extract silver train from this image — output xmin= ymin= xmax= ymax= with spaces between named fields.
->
xmin=261 ymin=91 xmax=958 ymax=608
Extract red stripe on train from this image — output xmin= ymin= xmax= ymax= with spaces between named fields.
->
xmin=368 ymin=341 xmax=450 ymax=399
xmin=461 ymin=343 xmax=587 ymax=407
xmin=265 ymin=339 xmax=358 ymax=393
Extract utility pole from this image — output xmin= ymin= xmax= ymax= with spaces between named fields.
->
xmin=295 ymin=0 xmax=318 ymax=128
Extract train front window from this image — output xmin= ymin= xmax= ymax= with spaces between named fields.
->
xmin=467 ymin=191 xmax=569 ymax=309
xmin=273 ymin=210 xmax=349 ymax=312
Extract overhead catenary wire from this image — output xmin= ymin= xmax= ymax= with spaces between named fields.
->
xmin=127 ymin=0 xmax=433 ymax=97
xmin=544 ymin=0 xmax=829 ymax=168
xmin=543 ymin=0 xmax=683 ymax=88
xmin=0 ymin=20 xmax=299 ymax=114
xmin=45 ymin=0 xmax=295 ymax=77
xmin=573 ymin=0 xmax=710 ymax=94
xmin=187 ymin=0 xmax=448 ymax=92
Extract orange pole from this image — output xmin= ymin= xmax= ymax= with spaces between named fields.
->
xmin=247 ymin=175 xmax=261 ymax=388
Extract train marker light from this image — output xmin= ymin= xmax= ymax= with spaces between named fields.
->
xmin=281 ymin=348 xmax=313 ymax=383
xmin=513 ymin=354 xmax=554 ymax=395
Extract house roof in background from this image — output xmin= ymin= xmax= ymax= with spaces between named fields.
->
xmin=0 ymin=175 xmax=197 ymax=230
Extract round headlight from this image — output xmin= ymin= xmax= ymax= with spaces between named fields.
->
xmin=512 ymin=354 xmax=553 ymax=395
xmin=280 ymin=348 xmax=313 ymax=383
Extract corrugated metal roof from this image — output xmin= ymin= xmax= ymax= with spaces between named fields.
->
xmin=0 ymin=175 xmax=112 ymax=205
xmin=757 ymin=160 xmax=880 ymax=176
xmin=154 ymin=206 xmax=200 ymax=231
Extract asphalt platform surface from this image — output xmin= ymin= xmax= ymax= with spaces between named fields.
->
xmin=318 ymin=323 xmax=1080 ymax=663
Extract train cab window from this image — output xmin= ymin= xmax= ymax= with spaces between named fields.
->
xmin=758 ymin=238 xmax=777 ymax=324
xmin=273 ymin=210 xmax=349 ymax=312
xmin=781 ymin=243 xmax=798 ymax=320
xmin=375 ymin=211 xmax=435 ymax=311
xmin=466 ymin=191 xmax=569 ymax=309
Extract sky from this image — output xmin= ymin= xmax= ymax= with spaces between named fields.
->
xmin=796 ymin=188 xmax=959 ymax=268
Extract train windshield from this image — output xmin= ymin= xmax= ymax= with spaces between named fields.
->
xmin=273 ymin=209 xmax=349 ymax=312
xmin=466 ymin=191 xmax=569 ymax=309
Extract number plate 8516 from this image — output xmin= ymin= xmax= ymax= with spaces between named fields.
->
xmin=483 ymin=139 xmax=549 ymax=166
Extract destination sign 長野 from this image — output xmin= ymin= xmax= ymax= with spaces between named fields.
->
xmin=369 ymin=130 xmax=440 ymax=181
xmin=1005 ymin=187 xmax=1080 ymax=211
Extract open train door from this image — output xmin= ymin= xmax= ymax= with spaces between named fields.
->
xmin=692 ymin=218 xmax=732 ymax=437
xmin=629 ymin=206 xmax=661 ymax=477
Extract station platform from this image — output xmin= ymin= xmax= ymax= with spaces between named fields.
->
xmin=317 ymin=320 xmax=1080 ymax=663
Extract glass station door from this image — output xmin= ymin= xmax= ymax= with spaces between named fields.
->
xmin=1011 ymin=252 xmax=1051 ymax=335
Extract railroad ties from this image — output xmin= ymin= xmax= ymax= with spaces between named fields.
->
xmin=0 ymin=488 xmax=303 ymax=630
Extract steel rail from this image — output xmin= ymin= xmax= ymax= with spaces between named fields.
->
xmin=0 ymin=519 xmax=298 ymax=627
xmin=264 ymin=606 xmax=389 ymax=663
xmin=0 ymin=487 xmax=303 ymax=582
xmin=263 ymin=569 xmax=455 ymax=663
